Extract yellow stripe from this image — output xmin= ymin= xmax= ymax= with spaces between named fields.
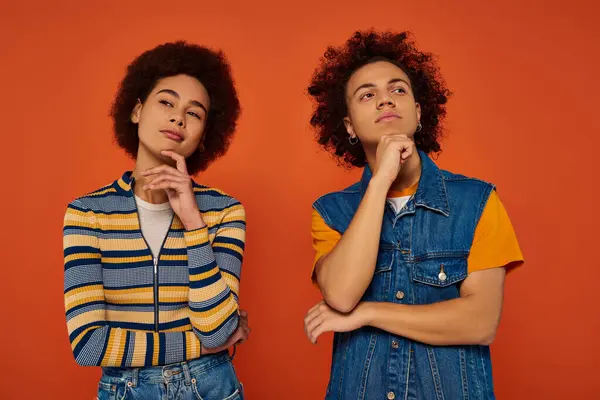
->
xmin=71 ymin=325 xmax=99 ymax=350
xmin=163 ymin=236 xmax=187 ymax=249
xmin=102 ymin=255 xmax=152 ymax=264
xmin=160 ymin=254 xmax=187 ymax=261
xmin=193 ymin=187 xmax=227 ymax=196
xmin=190 ymin=296 xmax=237 ymax=332
xmin=132 ymin=331 xmax=147 ymax=366
xmin=105 ymin=289 xmax=153 ymax=304
xmin=117 ymin=179 xmax=131 ymax=191
xmin=100 ymin=237 xmax=147 ymax=252
xmin=65 ymin=285 xmax=104 ymax=311
xmin=66 ymin=309 xmax=105 ymax=334
xmin=213 ymin=242 xmax=243 ymax=255
xmin=64 ymin=234 xmax=97 ymax=249
xmin=190 ymin=266 xmax=220 ymax=282
xmin=105 ymin=310 xmax=154 ymax=324
xmin=221 ymin=271 xmax=240 ymax=296
xmin=186 ymin=331 xmax=201 ymax=359
xmin=88 ymin=187 xmax=118 ymax=197
xmin=102 ymin=329 xmax=125 ymax=366
xmin=189 ymin=278 xmax=229 ymax=299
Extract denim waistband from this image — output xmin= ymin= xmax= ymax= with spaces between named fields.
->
xmin=101 ymin=351 xmax=231 ymax=387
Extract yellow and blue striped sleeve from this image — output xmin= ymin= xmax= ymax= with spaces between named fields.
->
xmin=184 ymin=199 xmax=245 ymax=348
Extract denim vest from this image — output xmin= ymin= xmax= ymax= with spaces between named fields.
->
xmin=313 ymin=151 xmax=496 ymax=400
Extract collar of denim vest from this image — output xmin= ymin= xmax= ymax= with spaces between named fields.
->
xmin=359 ymin=150 xmax=450 ymax=216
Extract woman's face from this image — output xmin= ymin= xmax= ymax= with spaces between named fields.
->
xmin=131 ymin=74 xmax=211 ymax=161
xmin=344 ymin=61 xmax=421 ymax=146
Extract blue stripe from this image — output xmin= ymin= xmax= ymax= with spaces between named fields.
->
xmin=189 ymin=260 xmax=218 ymax=275
xmin=156 ymin=283 xmax=188 ymax=288
xmin=189 ymin=272 xmax=223 ymax=289
xmin=65 ymin=281 xmax=103 ymax=294
xmin=121 ymin=331 xmax=131 ymax=368
xmin=104 ymin=283 xmax=153 ymax=291
xmin=63 ymin=225 xmax=102 ymax=235
xmin=213 ymin=237 xmax=245 ymax=248
xmin=70 ymin=322 xmax=101 ymax=345
xmin=73 ymin=329 xmax=100 ymax=364
xmin=160 ymin=248 xmax=187 ymax=256
xmin=67 ymin=203 xmax=89 ymax=213
xmin=64 ymin=246 xmax=100 ymax=257
xmin=145 ymin=333 xmax=154 ymax=366
xmin=107 ymin=321 xmax=155 ymax=330
xmin=218 ymin=220 xmax=246 ymax=228
xmin=101 ymin=261 xmax=152 ymax=269
xmin=67 ymin=300 xmax=105 ymax=316
xmin=186 ymin=240 xmax=211 ymax=252
xmin=65 ymin=258 xmax=101 ymax=270
xmin=104 ymin=302 xmax=155 ymax=308
xmin=213 ymin=247 xmax=243 ymax=261
xmin=158 ymin=301 xmax=188 ymax=307
xmin=192 ymin=189 xmax=230 ymax=198
xmin=158 ymin=333 xmax=166 ymax=365
xmin=159 ymin=318 xmax=191 ymax=330
xmin=102 ymin=249 xmax=152 ymax=258
xmin=65 ymin=225 xmax=143 ymax=235
xmin=87 ymin=209 xmax=137 ymax=216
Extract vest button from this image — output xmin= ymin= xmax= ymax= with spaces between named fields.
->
xmin=438 ymin=272 xmax=447 ymax=281
xmin=391 ymin=340 xmax=399 ymax=349
xmin=387 ymin=391 xmax=396 ymax=400
xmin=395 ymin=291 xmax=405 ymax=300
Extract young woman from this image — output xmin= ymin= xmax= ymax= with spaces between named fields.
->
xmin=304 ymin=30 xmax=523 ymax=399
xmin=63 ymin=41 xmax=248 ymax=400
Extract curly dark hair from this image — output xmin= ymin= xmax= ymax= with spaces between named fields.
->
xmin=110 ymin=41 xmax=240 ymax=175
xmin=308 ymin=30 xmax=452 ymax=168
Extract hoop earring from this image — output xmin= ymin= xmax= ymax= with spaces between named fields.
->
xmin=416 ymin=122 xmax=423 ymax=132
xmin=348 ymin=136 xmax=359 ymax=145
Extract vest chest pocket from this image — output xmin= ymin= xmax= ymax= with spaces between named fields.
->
xmin=412 ymin=257 xmax=468 ymax=304
xmin=362 ymin=250 xmax=394 ymax=302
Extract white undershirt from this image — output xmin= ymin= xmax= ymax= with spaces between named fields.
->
xmin=387 ymin=195 xmax=412 ymax=214
xmin=135 ymin=195 xmax=173 ymax=258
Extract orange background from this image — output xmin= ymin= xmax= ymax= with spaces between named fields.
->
xmin=1 ymin=0 xmax=598 ymax=399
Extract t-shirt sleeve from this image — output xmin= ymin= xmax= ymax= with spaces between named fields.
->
xmin=311 ymin=208 xmax=341 ymax=281
xmin=467 ymin=190 xmax=524 ymax=274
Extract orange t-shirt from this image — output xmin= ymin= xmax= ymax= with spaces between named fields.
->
xmin=311 ymin=184 xmax=523 ymax=278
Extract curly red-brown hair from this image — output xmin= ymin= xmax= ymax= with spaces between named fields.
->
xmin=308 ymin=30 xmax=452 ymax=168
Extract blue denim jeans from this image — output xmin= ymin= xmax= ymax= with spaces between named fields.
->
xmin=97 ymin=351 xmax=243 ymax=400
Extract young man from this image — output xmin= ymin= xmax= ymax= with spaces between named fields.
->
xmin=304 ymin=30 xmax=523 ymax=400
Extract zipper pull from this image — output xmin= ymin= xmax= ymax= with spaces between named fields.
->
xmin=153 ymin=257 xmax=158 ymax=274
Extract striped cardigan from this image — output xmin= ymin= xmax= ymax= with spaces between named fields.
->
xmin=63 ymin=172 xmax=245 ymax=367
